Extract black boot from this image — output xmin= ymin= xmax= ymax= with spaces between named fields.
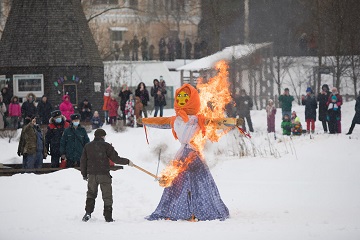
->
xmin=103 ymin=206 xmax=113 ymax=222
xmin=82 ymin=212 xmax=91 ymax=222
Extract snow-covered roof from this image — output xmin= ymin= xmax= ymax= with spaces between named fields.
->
xmin=163 ymin=59 xmax=195 ymax=70
xmin=104 ymin=61 xmax=177 ymax=87
xmin=176 ymin=42 xmax=272 ymax=71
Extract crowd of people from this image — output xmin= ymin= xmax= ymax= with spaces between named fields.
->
xmin=113 ymin=35 xmax=209 ymax=61
xmin=2 ymin=82 xmax=360 ymax=172
xmin=276 ymin=85 xmax=360 ymax=136
xmin=223 ymin=85 xmax=360 ymax=137
xmin=0 ymin=78 xmax=168 ymax=171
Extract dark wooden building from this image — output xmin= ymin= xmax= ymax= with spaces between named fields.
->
xmin=0 ymin=0 xmax=104 ymax=113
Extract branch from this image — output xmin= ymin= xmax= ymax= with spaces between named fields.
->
xmin=87 ymin=6 xmax=146 ymax=22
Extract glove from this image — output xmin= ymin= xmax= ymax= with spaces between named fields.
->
xmin=128 ymin=160 xmax=134 ymax=167
xmin=83 ymin=175 xmax=88 ymax=181
xmin=61 ymin=154 xmax=66 ymax=160
xmin=236 ymin=117 xmax=244 ymax=126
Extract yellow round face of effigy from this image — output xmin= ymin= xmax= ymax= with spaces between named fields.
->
xmin=176 ymin=90 xmax=190 ymax=106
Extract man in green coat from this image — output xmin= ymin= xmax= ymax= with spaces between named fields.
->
xmin=17 ymin=115 xmax=47 ymax=170
xmin=278 ymin=88 xmax=295 ymax=117
xmin=60 ymin=113 xmax=90 ymax=167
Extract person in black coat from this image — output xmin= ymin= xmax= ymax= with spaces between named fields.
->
xmin=184 ymin=38 xmax=192 ymax=59
xmin=158 ymin=37 xmax=166 ymax=61
xmin=78 ymin=98 xmax=92 ymax=122
xmin=317 ymin=84 xmax=331 ymax=133
xmin=46 ymin=110 xmax=70 ymax=168
xmin=135 ymin=82 xmax=150 ymax=118
xmin=37 ymin=95 xmax=53 ymax=125
xmin=302 ymin=87 xmax=317 ymax=133
xmin=151 ymin=79 xmax=167 ymax=117
xmin=21 ymin=93 xmax=37 ymax=125
xmin=118 ymin=84 xmax=133 ymax=124
xmin=346 ymin=92 xmax=360 ymax=135
xmin=234 ymin=89 xmax=254 ymax=132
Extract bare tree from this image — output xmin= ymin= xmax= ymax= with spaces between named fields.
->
xmin=0 ymin=0 xmax=12 ymax=38
xmin=146 ymin=0 xmax=200 ymax=37
xmin=274 ymin=56 xmax=296 ymax=96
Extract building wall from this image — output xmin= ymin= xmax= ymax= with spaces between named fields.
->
xmin=0 ymin=66 xmax=104 ymax=115
xmin=83 ymin=0 xmax=201 ymax=60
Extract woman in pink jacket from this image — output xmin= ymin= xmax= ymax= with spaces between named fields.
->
xmin=59 ymin=95 xmax=74 ymax=122
xmin=8 ymin=96 xmax=21 ymax=129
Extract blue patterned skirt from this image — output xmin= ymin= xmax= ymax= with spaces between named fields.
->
xmin=146 ymin=147 xmax=229 ymax=221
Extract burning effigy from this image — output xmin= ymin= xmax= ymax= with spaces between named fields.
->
xmin=142 ymin=61 xmax=249 ymax=221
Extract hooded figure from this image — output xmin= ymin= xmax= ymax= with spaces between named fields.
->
xmin=59 ymin=95 xmax=74 ymax=122
xmin=142 ymin=84 xmax=229 ymax=221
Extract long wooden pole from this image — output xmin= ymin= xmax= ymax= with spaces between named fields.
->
xmin=133 ymin=164 xmax=159 ymax=180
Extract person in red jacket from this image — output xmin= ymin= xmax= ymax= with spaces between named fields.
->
xmin=107 ymin=94 xmax=119 ymax=125
xmin=59 ymin=95 xmax=74 ymax=122
xmin=102 ymin=86 xmax=112 ymax=124
xmin=46 ymin=110 xmax=70 ymax=168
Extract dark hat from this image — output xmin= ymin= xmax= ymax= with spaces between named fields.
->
xmin=70 ymin=113 xmax=81 ymax=120
xmin=306 ymin=87 xmax=312 ymax=93
xmin=94 ymin=129 xmax=106 ymax=137
xmin=284 ymin=88 xmax=289 ymax=91
xmin=51 ymin=110 xmax=62 ymax=118
xmin=26 ymin=114 xmax=37 ymax=120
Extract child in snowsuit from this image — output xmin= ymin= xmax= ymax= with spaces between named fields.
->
xmin=91 ymin=111 xmax=103 ymax=129
xmin=125 ymin=94 xmax=135 ymax=127
xmin=266 ymin=99 xmax=276 ymax=133
xmin=107 ymin=95 xmax=119 ymax=125
xmin=291 ymin=111 xmax=302 ymax=135
xmin=327 ymin=95 xmax=341 ymax=134
xmin=281 ymin=114 xmax=292 ymax=136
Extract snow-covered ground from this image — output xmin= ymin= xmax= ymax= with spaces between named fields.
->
xmin=0 ymin=101 xmax=359 ymax=240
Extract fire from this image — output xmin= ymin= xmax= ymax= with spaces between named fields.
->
xmin=158 ymin=60 xmax=232 ymax=188
xmin=191 ymin=60 xmax=232 ymax=152
xmin=158 ymin=153 xmax=196 ymax=188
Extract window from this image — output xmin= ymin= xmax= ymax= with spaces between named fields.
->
xmin=112 ymin=31 xmax=123 ymax=42
xmin=92 ymin=0 xmax=118 ymax=5
xmin=110 ymin=27 xmax=128 ymax=42
xmin=13 ymin=74 xmax=44 ymax=98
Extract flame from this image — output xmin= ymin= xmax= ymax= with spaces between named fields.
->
xmin=159 ymin=60 xmax=232 ymax=188
xmin=191 ymin=60 xmax=232 ymax=153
